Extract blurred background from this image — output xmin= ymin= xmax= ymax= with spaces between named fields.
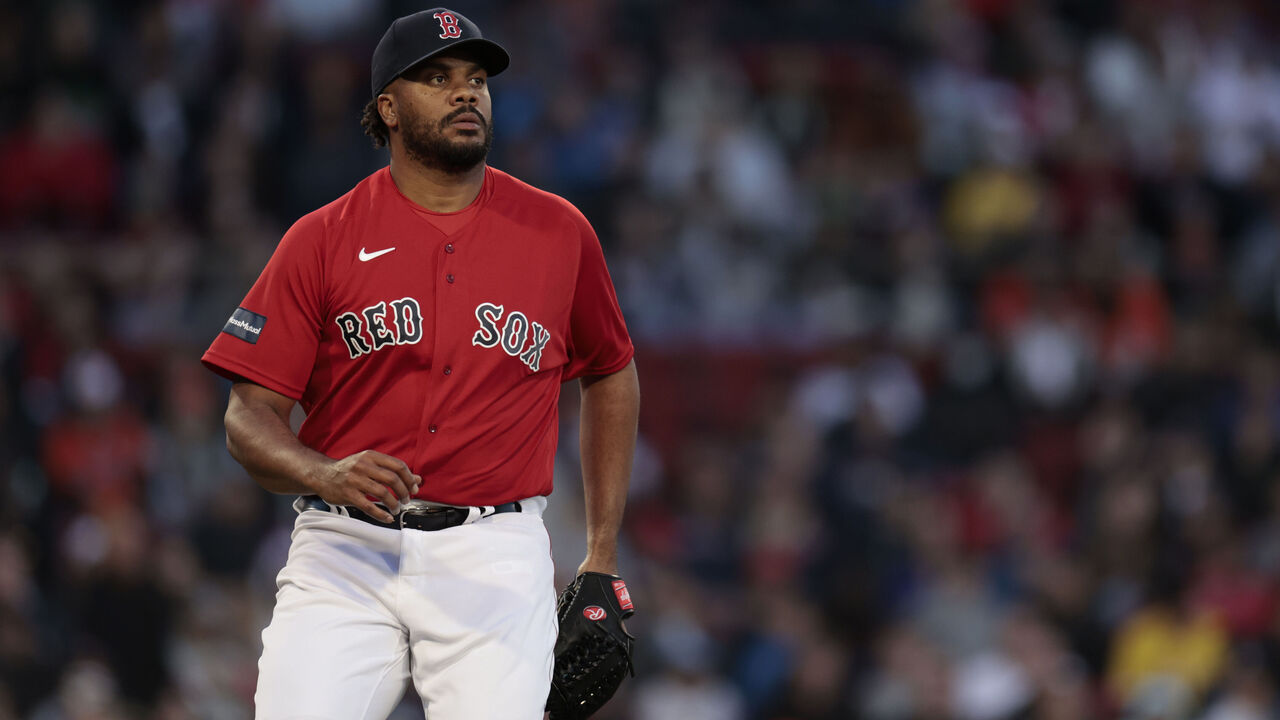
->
xmin=2 ymin=0 xmax=1280 ymax=718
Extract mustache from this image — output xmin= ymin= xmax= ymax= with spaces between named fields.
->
xmin=441 ymin=106 xmax=487 ymax=128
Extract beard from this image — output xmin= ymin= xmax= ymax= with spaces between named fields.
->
xmin=401 ymin=105 xmax=493 ymax=174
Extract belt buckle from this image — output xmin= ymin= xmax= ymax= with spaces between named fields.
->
xmin=398 ymin=499 xmax=450 ymax=530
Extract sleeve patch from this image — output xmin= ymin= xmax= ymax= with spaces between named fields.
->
xmin=221 ymin=307 xmax=267 ymax=344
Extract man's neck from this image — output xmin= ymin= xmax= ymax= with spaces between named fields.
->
xmin=388 ymin=152 xmax=486 ymax=213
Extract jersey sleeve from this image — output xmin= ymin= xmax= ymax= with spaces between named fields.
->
xmin=201 ymin=213 xmax=327 ymax=400
xmin=563 ymin=214 xmax=634 ymax=381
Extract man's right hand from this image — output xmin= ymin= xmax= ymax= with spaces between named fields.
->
xmin=312 ymin=450 xmax=422 ymax=523
xmin=225 ymin=382 xmax=422 ymax=519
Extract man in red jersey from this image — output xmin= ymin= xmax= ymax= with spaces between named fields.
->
xmin=201 ymin=8 xmax=639 ymax=719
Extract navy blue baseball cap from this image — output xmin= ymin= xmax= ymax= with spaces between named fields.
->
xmin=370 ymin=8 xmax=510 ymax=99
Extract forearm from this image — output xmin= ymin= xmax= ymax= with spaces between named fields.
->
xmin=577 ymin=359 xmax=640 ymax=574
xmin=225 ymin=382 xmax=419 ymax=519
xmin=225 ymin=384 xmax=330 ymax=495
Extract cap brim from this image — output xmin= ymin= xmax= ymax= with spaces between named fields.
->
xmin=381 ymin=38 xmax=510 ymax=95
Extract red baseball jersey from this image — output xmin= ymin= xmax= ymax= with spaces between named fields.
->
xmin=202 ymin=166 xmax=633 ymax=505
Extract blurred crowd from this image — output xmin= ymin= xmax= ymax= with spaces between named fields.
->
xmin=2 ymin=0 xmax=1280 ymax=718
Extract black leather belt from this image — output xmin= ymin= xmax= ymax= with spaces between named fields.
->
xmin=298 ymin=495 xmax=522 ymax=532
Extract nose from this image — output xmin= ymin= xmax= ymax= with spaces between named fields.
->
xmin=450 ymin=80 xmax=478 ymax=106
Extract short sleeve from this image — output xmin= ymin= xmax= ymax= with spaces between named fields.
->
xmin=562 ymin=215 xmax=634 ymax=381
xmin=201 ymin=213 xmax=327 ymax=399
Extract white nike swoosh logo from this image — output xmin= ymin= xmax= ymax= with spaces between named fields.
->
xmin=359 ymin=247 xmax=396 ymax=262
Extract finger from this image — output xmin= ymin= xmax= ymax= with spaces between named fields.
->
xmin=354 ymin=496 xmax=396 ymax=524
xmin=391 ymin=463 xmax=417 ymax=497
xmin=367 ymin=465 xmax=413 ymax=502
xmin=356 ymin=477 xmax=400 ymax=515
xmin=367 ymin=453 xmax=417 ymax=500
xmin=352 ymin=481 xmax=397 ymax=521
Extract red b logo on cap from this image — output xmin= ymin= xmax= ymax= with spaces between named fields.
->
xmin=583 ymin=606 xmax=607 ymax=621
xmin=434 ymin=11 xmax=463 ymax=39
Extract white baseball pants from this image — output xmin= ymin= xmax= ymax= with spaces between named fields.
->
xmin=254 ymin=497 xmax=557 ymax=720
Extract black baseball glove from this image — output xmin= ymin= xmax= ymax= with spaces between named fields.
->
xmin=546 ymin=571 xmax=636 ymax=719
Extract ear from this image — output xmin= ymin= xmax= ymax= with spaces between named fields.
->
xmin=378 ymin=93 xmax=398 ymax=129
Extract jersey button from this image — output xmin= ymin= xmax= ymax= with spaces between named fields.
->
xmin=443 ymin=366 xmax=452 ymax=376
xmin=446 ymin=273 xmax=455 ymax=283
xmin=445 ymin=243 xmax=455 ymax=254
xmin=429 ymin=424 xmax=438 ymax=433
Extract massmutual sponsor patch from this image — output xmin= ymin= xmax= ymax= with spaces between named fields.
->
xmin=221 ymin=307 xmax=267 ymax=344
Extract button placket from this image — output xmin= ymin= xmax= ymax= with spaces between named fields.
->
xmin=427 ymin=239 xmax=455 ymax=442
xmin=443 ymin=241 xmax=457 ymax=285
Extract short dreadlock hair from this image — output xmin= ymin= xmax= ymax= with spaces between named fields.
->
xmin=361 ymin=98 xmax=389 ymax=148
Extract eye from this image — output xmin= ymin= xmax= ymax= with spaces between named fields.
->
xmin=470 ymin=76 xmax=486 ymax=87
xmin=429 ymin=74 xmax=447 ymax=85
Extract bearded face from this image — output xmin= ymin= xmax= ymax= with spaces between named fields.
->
xmin=400 ymin=103 xmax=493 ymax=175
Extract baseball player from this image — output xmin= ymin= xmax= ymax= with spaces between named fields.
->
xmin=201 ymin=8 xmax=639 ymax=719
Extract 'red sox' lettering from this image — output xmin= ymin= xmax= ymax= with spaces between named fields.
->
xmin=336 ymin=296 xmax=424 ymax=359
xmin=471 ymin=302 xmax=551 ymax=372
